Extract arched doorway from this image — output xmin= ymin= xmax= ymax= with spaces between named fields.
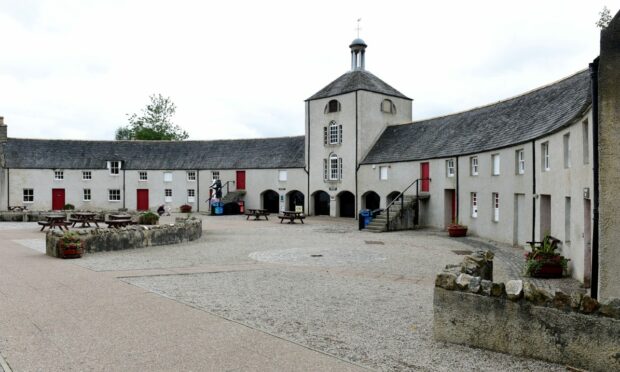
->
xmin=312 ymin=191 xmax=330 ymax=216
xmin=363 ymin=191 xmax=380 ymax=211
xmin=386 ymin=191 xmax=400 ymax=205
xmin=286 ymin=190 xmax=305 ymax=212
xmin=261 ymin=190 xmax=279 ymax=213
xmin=338 ymin=191 xmax=355 ymax=218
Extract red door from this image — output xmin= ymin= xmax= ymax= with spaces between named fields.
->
xmin=52 ymin=189 xmax=65 ymax=210
xmin=236 ymin=171 xmax=246 ymax=190
xmin=421 ymin=162 xmax=430 ymax=192
xmin=137 ymin=189 xmax=149 ymax=211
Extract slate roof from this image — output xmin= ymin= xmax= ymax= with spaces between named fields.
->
xmin=3 ymin=136 xmax=306 ymax=170
xmin=362 ymin=69 xmax=592 ymax=164
xmin=307 ymin=70 xmax=411 ymax=101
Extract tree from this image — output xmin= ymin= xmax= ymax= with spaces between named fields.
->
xmin=596 ymin=6 xmax=612 ymax=29
xmin=115 ymin=94 xmax=189 ymax=140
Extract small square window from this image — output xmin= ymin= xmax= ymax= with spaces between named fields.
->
xmin=542 ymin=142 xmax=550 ymax=171
xmin=212 ymin=171 xmax=220 ymax=181
xmin=187 ymin=171 xmax=196 ymax=181
xmin=379 ymin=166 xmax=388 ymax=180
xmin=54 ymin=170 xmax=64 ymax=180
xmin=187 ymin=189 xmax=195 ymax=203
xmin=23 ymin=189 xmax=34 ymax=203
xmin=446 ymin=159 xmax=455 ymax=177
xmin=82 ymin=171 xmax=92 ymax=180
xmin=109 ymin=189 xmax=121 ymax=201
xmin=108 ymin=161 xmax=121 ymax=175
xmin=492 ymin=192 xmax=499 ymax=222
xmin=164 ymin=172 xmax=173 ymax=182
xmin=83 ymin=189 xmax=91 ymax=201
xmin=516 ymin=149 xmax=525 ymax=175
xmin=470 ymin=156 xmax=478 ymax=176
xmin=278 ymin=170 xmax=287 ymax=182
xmin=139 ymin=171 xmax=148 ymax=181
xmin=165 ymin=189 xmax=172 ymax=203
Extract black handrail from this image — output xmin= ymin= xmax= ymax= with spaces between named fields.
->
xmin=207 ymin=180 xmax=234 ymax=211
xmin=385 ymin=178 xmax=431 ymax=231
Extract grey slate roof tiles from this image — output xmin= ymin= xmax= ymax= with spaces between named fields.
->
xmin=307 ymin=70 xmax=411 ymax=101
xmin=4 ymin=136 xmax=306 ymax=170
xmin=362 ymin=69 xmax=592 ymax=164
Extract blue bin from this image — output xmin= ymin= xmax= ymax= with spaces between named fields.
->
xmin=359 ymin=209 xmax=372 ymax=228
xmin=213 ymin=202 xmax=224 ymax=215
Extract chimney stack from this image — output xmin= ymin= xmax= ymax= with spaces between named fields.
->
xmin=0 ymin=116 xmax=6 ymax=142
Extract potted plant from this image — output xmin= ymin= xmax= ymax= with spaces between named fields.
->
xmin=179 ymin=204 xmax=192 ymax=213
xmin=57 ymin=231 xmax=84 ymax=258
xmin=63 ymin=203 xmax=75 ymax=210
xmin=524 ymin=235 xmax=570 ymax=278
xmin=139 ymin=211 xmax=159 ymax=225
xmin=447 ymin=221 xmax=468 ymax=237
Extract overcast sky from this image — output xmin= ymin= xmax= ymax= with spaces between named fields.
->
xmin=0 ymin=0 xmax=617 ymax=141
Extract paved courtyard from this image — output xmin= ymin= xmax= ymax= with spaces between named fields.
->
xmin=0 ymin=215 xmax=573 ymax=371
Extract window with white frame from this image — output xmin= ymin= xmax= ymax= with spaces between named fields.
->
xmin=492 ymin=154 xmax=500 ymax=175
xmin=582 ymin=120 xmax=589 ymax=165
xmin=379 ymin=166 xmax=388 ymax=180
xmin=139 ymin=171 xmax=148 ymax=181
xmin=23 ymin=189 xmax=34 ymax=203
xmin=165 ymin=189 xmax=172 ymax=203
xmin=471 ymin=192 xmax=478 ymax=218
xmin=328 ymin=154 xmax=342 ymax=181
xmin=446 ymin=159 xmax=455 ymax=177
xmin=470 ymin=156 xmax=478 ymax=176
xmin=187 ymin=171 xmax=196 ymax=181
xmin=109 ymin=189 xmax=121 ymax=201
xmin=516 ymin=149 xmax=525 ymax=175
xmin=212 ymin=171 xmax=220 ymax=181
xmin=164 ymin=172 xmax=173 ymax=182
xmin=329 ymin=121 xmax=341 ymax=145
xmin=563 ymin=133 xmax=571 ymax=169
xmin=83 ymin=189 xmax=91 ymax=201
xmin=492 ymin=192 xmax=499 ymax=222
xmin=54 ymin=170 xmax=64 ymax=180
xmin=278 ymin=170 xmax=287 ymax=182
xmin=542 ymin=142 xmax=550 ymax=171
xmin=82 ymin=171 xmax=91 ymax=180
xmin=108 ymin=161 xmax=121 ymax=175
xmin=187 ymin=189 xmax=195 ymax=203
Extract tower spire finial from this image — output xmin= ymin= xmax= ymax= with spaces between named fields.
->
xmin=356 ymin=18 xmax=362 ymax=38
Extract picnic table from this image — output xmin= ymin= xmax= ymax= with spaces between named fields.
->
xmin=70 ymin=212 xmax=100 ymax=228
xmin=109 ymin=214 xmax=132 ymax=220
xmin=245 ymin=208 xmax=270 ymax=220
xmin=278 ymin=210 xmax=306 ymax=224
xmin=104 ymin=219 xmax=133 ymax=228
xmin=38 ymin=214 xmax=70 ymax=231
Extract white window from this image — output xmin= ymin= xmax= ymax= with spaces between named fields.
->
xmin=212 ymin=171 xmax=220 ymax=181
xmin=471 ymin=192 xmax=478 ymax=218
xmin=379 ymin=166 xmax=388 ymax=180
xmin=82 ymin=171 xmax=92 ymax=180
xmin=54 ymin=170 xmax=64 ymax=180
xmin=328 ymin=121 xmax=341 ymax=145
xmin=109 ymin=189 xmax=121 ymax=202
xmin=164 ymin=172 xmax=173 ymax=182
xmin=492 ymin=154 xmax=500 ymax=175
xmin=583 ymin=120 xmax=589 ymax=165
xmin=108 ymin=161 xmax=121 ymax=175
xmin=187 ymin=189 xmax=195 ymax=203
xmin=278 ymin=170 xmax=287 ymax=182
xmin=516 ymin=149 xmax=525 ymax=175
xmin=542 ymin=142 xmax=550 ymax=171
xmin=470 ymin=156 xmax=478 ymax=176
xmin=563 ymin=133 xmax=571 ymax=169
xmin=187 ymin=171 xmax=196 ymax=181
xmin=83 ymin=189 xmax=91 ymax=201
xmin=446 ymin=159 xmax=455 ymax=177
xmin=23 ymin=189 xmax=34 ymax=203
xmin=165 ymin=189 xmax=172 ymax=203
xmin=492 ymin=192 xmax=499 ymax=222
xmin=328 ymin=154 xmax=342 ymax=181
xmin=139 ymin=171 xmax=148 ymax=181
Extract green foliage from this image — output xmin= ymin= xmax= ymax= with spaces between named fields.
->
xmin=63 ymin=204 xmax=75 ymax=210
xmin=596 ymin=6 xmax=612 ymax=29
xmin=523 ymin=235 xmax=570 ymax=276
xmin=61 ymin=231 xmax=81 ymax=245
xmin=115 ymin=94 xmax=189 ymax=141
xmin=139 ymin=211 xmax=160 ymax=225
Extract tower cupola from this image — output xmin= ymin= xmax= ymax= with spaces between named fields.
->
xmin=350 ymin=38 xmax=367 ymax=71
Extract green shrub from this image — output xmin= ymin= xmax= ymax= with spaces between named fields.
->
xmin=139 ymin=211 xmax=159 ymax=225
xmin=63 ymin=204 xmax=75 ymax=210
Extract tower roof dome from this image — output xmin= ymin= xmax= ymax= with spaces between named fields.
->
xmin=349 ymin=38 xmax=367 ymax=48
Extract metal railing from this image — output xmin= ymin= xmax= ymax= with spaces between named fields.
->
xmin=385 ymin=178 xmax=431 ymax=231
xmin=207 ymin=180 xmax=234 ymax=211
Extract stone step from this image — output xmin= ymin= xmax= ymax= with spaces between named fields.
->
xmin=364 ymin=225 xmax=386 ymax=232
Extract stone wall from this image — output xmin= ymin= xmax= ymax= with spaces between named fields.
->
xmin=434 ymin=252 xmax=620 ymax=372
xmin=46 ymin=219 xmax=202 ymax=257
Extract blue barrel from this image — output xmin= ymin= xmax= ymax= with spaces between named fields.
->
xmin=214 ymin=202 xmax=224 ymax=215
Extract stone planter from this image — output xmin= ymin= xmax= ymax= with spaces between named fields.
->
xmin=448 ymin=225 xmax=468 ymax=237
xmin=58 ymin=240 xmax=84 ymax=259
xmin=531 ymin=262 xmax=563 ymax=278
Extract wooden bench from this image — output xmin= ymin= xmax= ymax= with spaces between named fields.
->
xmin=38 ymin=220 xmax=71 ymax=231
xmin=278 ymin=211 xmax=305 ymax=224
xmin=104 ymin=219 xmax=133 ymax=228
xmin=245 ymin=209 xmax=270 ymax=221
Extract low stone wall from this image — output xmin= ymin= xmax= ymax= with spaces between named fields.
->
xmin=46 ymin=219 xmax=202 ymax=257
xmin=434 ymin=251 xmax=620 ymax=372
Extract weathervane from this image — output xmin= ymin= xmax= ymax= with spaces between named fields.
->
xmin=356 ymin=18 xmax=362 ymax=38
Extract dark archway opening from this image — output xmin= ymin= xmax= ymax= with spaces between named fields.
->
xmin=287 ymin=190 xmax=305 ymax=212
xmin=261 ymin=190 xmax=280 ymax=213
xmin=313 ymin=191 xmax=330 ymax=216
xmin=387 ymin=191 xmax=401 ymax=205
xmin=363 ymin=191 xmax=380 ymax=211
xmin=338 ymin=191 xmax=355 ymax=218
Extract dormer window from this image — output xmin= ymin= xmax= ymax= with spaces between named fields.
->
xmin=381 ymin=99 xmax=396 ymax=114
xmin=107 ymin=161 xmax=121 ymax=175
xmin=325 ymin=99 xmax=341 ymax=113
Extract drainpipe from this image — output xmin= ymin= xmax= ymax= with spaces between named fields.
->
xmin=6 ymin=168 xmax=9 ymax=210
xmin=532 ymin=140 xmax=536 ymax=243
xmin=122 ymin=167 xmax=126 ymax=210
xmin=197 ymin=169 xmax=200 ymax=213
xmin=355 ymin=91 xmax=359 ymax=219
xmin=307 ymin=101 xmax=311 ymax=215
xmin=455 ymin=156 xmax=459 ymax=223
xmin=590 ymin=59 xmax=600 ymax=299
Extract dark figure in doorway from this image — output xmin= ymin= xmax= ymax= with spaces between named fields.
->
xmin=210 ymin=179 xmax=222 ymax=199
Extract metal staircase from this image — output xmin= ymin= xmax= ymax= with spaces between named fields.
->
xmin=364 ymin=178 xmax=431 ymax=233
